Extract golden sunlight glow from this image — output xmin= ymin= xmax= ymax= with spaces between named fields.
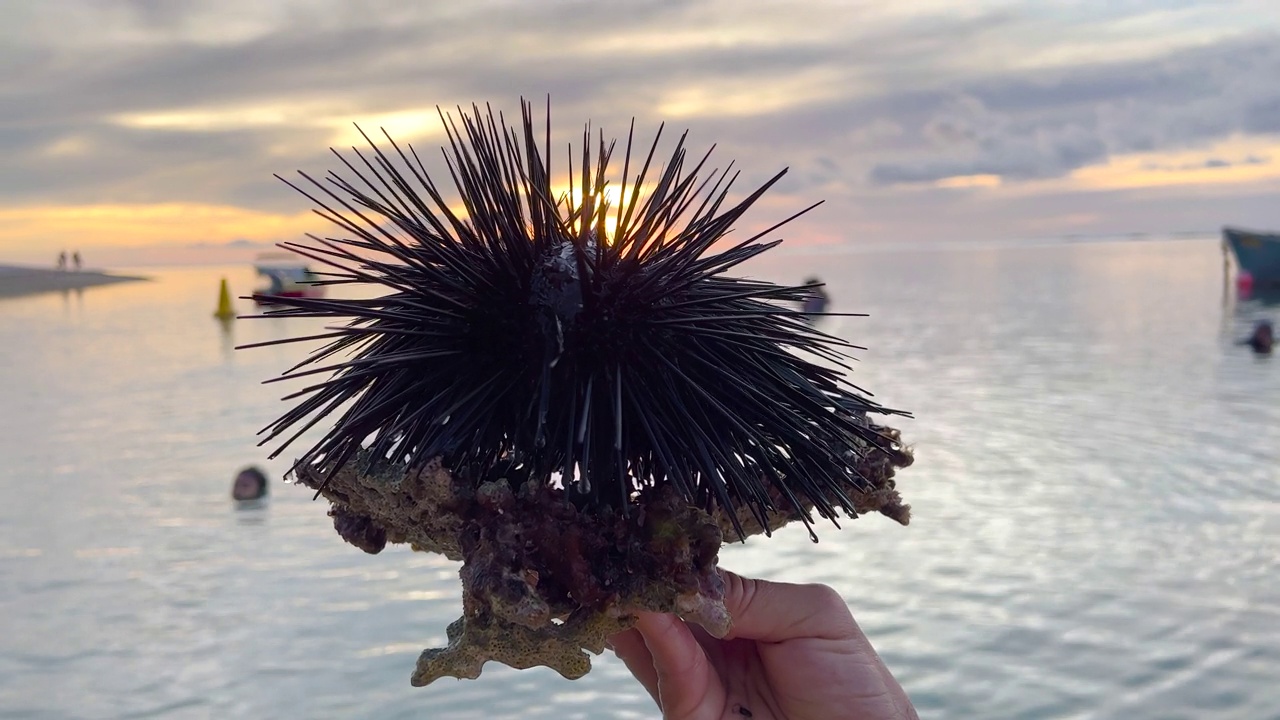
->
xmin=1069 ymin=136 xmax=1280 ymax=190
xmin=110 ymin=103 xmax=446 ymax=147
xmin=0 ymin=181 xmax=670 ymax=256
xmin=950 ymin=136 xmax=1280 ymax=200
xmin=111 ymin=105 xmax=296 ymax=132
xmin=934 ymin=174 xmax=1002 ymax=189
xmin=550 ymin=183 xmax=625 ymax=208
xmin=0 ymin=203 xmax=318 ymax=252
xmin=331 ymin=110 xmax=445 ymax=147
xmin=547 ymin=182 xmax=669 ymax=240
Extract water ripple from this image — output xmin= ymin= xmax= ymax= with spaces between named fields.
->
xmin=2 ymin=244 xmax=1278 ymax=718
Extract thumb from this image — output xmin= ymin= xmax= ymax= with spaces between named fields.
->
xmin=718 ymin=570 xmax=919 ymax=719
xmin=719 ymin=569 xmax=859 ymax=643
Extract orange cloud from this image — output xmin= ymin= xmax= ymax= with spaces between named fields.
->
xmin=0 ymin=203 xmax=319 ymax=254
xmin=110 ymin=103 xmax=447 ymax=149
xmin=1067 ymin=135 xmax=1280 ymax=190
xmin=934 ymin=173 xmax=1002 ymax=189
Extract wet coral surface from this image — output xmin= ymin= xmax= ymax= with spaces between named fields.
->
xmin=293 ymin=433 xmax=910 ymax=685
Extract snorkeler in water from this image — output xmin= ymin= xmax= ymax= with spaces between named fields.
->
xmin=232 ymin=466 xmax=270 ymax=501
xmin=801 ymin=276 xmax=829 ymax=316
xmin=1240 ymin=320 xmax=1273 ymax=355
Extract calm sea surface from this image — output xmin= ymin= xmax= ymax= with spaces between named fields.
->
xmin=1 ymin=238 xmax=1278 ymax=719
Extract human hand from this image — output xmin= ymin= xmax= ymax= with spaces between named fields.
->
xmin=607 ymin=570 xmax=918 ymax=720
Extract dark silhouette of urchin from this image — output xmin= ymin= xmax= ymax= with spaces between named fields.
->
xmin=245 ymin=98 xmax=910 ymax=540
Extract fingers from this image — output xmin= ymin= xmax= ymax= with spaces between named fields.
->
xmin=633 ymin=612 xmax=724 ymax=719
xmin=607 ymin=627 xmax=660 ymax=704
xmin=611 ymin=572 xmax=916 ymax=719
xmin=719 ymin=569 xmax=859 ymax=643
xmin=719 ymin=569 xmax=918 ymax=719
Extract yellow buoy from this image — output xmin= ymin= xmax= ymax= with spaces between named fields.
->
xmin=214 ymin=277 xmax=235 ymax=320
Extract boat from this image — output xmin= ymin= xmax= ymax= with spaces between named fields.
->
xmin=251 ymin=252 xmax=325 ymax=305
xmin=1223 ymin=227 xmax=1280 ymax=286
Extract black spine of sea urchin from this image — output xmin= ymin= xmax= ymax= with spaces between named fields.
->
xmin=245 ymin=98 xmax=909 ymax=539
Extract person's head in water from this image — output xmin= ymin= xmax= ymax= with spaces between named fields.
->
xmin=800 ymin=276 xmax=829 ymax=317
xmin=1249 ymin=320 xmax=1274 ymax=354
xmin=232 ymin=466 xmax=269 ymax=501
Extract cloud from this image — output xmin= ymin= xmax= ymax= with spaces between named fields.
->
xmin=1 ymin=0 xmax=1280 ymax=251
xmin=1142 ymin=154 xmax=1269 ymax=171
xmin=866 ymin=33 xmax=1280 ymax=187
xmin=870 ymin=115 xmax=1109 ymax=185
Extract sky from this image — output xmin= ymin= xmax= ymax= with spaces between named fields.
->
xmin=3 ymin=0 xmax=1280 ymax=266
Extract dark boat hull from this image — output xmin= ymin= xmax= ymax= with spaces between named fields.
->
xmin=1224 ymin=227 xmax=1280 ymax=284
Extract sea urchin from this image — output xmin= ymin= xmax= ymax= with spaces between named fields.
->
xmin=244 ymin=98 xmax=913 ymax=685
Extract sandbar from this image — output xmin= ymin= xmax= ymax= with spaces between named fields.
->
xmin=0 ymin=264 xmax=148 ymax=298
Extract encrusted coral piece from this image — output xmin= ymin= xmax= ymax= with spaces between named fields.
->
xmin=292 ymin=429 xmax=911 ymax=686
xmin=412 ymin=609 xmax=631 ymax=685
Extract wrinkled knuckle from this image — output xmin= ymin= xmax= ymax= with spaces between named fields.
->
xmin=808 ymin=583 xmax=847 ymax=613
xmin=725 ymin=572 xmax=755 ymax=608
xmin=736 ymin=574 xmax=758 ymax=606
xmin=806 ymin=584 xmax=858 ymax=636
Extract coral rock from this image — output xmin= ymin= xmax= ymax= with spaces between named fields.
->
xmin=292 ymin=437 xmax=910 ymax=685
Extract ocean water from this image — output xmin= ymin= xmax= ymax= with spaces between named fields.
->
xmin=1 ymin=238 xmax=1278 ymax=719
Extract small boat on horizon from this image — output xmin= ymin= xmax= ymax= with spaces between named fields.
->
xmin=1223 ymin=227 xmax=1280 ymax=287
xmin=251 ymin=252 xmax=325 ymax=305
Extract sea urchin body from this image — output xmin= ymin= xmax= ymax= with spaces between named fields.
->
xmin=246 ymin=99 xmax=913 ymax=684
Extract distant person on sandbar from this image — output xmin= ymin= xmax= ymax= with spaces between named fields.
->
xmin=1241 ymin=320 xmax=1273 ymax=355
xmin=801 ymin=275 xmax=829 ymax=316
xmin=72 ymin=251 xmax=82 ymax=272
xmin=232 ymin=466 xmax=270 ymax=501
xmin=56 ymin=250 xmax=67 ymax=271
